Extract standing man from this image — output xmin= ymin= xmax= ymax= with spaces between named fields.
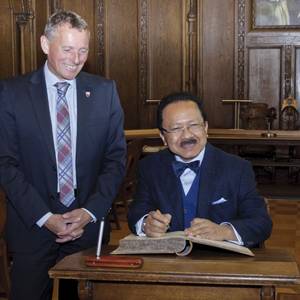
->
xmin=128 ymin=92 xmax=272 ymax=247
xmin=0 ymin=10 xmax=126 ymax=300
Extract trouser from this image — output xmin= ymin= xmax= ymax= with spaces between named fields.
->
xmin=9 ymin=220 xmax=108 ymax=300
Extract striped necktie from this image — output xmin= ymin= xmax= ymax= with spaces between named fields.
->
xmin=55 ymin=82 xmax=75 ymax=207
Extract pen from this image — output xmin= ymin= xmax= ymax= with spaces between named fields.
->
xmin=96 ymin=217 xmax=105 ymax=260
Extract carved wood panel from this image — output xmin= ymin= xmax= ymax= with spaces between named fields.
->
xmin=137 ymin=0 xmax=189 ymax=128
xmin=201 ymin=0 xmax=235 ymax=128
xmin=0 ymin=1 xmax=15 ymax=79
xmin=104 ymin=0 xmax=139 ymax=128
xmin=243 ymin=0 xmax=300 ymax=130
xmin=296 ymin=48 xmax=300 ymax=103
xmin=1 ymin=0 xmax=300 ymax=130
xmin=248 ymin=47 xmax=281 ymax=128
xmin=0 ymin=0 xmax=37 ymax=79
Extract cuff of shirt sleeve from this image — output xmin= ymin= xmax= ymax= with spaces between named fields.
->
xmin=81 ymin=208 xmax=97 ymax=223
xmin=36 ymin=212 xmax=53 ymax=228
xmin=135 ymin=214 xmax=149 ymax=236
xmin=220 ymin=222 xmax=244 ymax=245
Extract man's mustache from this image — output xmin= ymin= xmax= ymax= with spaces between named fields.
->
xmin=180 ymin=138 xmax=197 ymax=147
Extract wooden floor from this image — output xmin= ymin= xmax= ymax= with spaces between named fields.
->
xmin=265 ymin=199 xmax=300 ymax=264
xmin=264 ymin=199 xmax=300 ymax=300
xmin=110 ymin=198 xmax=300 ymax=300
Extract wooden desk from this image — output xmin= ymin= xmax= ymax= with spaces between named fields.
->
xmin=207 ymin=129 xmax=300 ymax=147
xmin=125 ymin=128 xmax=300 ymax=145
xmin=49 ymin=246 xmax=300 ymax=300
xmin=126 ymin=129 xmax=300 ymax=180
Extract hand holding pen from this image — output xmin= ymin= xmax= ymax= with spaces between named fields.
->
xmin=143 ymin=209 xmax=171 ymax=238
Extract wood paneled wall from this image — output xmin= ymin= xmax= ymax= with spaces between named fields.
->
xmin=1 ymin=0 xmax=300 ymax=130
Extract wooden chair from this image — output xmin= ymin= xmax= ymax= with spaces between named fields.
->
xmin=110 ymin=139 xmax=144 ymax=229
xmin=0 ymin=189 xmax=10 ymax=298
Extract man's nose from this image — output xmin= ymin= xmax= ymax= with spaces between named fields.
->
xmin=72 ymin=52 xmax=80 ymax=64
xmin=181 ymin=126 xmax=193 ymax=137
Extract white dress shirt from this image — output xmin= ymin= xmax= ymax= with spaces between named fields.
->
xmin=37 ymin=62 xmax=95 ymax=227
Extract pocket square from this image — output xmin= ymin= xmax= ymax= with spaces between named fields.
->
xmin=212 ymin=197 xmax=228 ymax=205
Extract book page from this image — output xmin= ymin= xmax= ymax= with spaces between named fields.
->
xmin=111 ymin=233 xmax=187 ymax=255
xmin=188 ymin=235 xmax=254 ymax=256
xmin=157 ymin=231 xmax=254 ymax=256
xmin=111 ymin=232 xmax=254 ymax=256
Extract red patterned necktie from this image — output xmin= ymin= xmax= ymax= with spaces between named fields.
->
xmin=55 ymin=82 xmax=75 ymax=207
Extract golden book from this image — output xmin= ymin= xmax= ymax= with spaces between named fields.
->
xmin=111 ymin=231 xmax=254 ymax=257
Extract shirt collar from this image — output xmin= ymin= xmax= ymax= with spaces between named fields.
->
xmin=43 ymin=61 xmax=76 ymax=89
xmin=175 ymin=146 xmax=206 ymax=165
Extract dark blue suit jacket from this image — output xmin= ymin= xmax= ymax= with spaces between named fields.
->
xmin=0 ymin=68 xmax=126 ymax=252
xmin=128 ymin=143 xmax=272 ymax=247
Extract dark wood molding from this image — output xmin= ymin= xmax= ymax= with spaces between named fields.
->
xmin=284 ymin=44 xmax=293 ymax=98
xmin=15 ymin=12 xmax=33 ymax=26
xmin=187 ymin=0 xmax=197 ymax=94
xmin=196 ymin=0 xmax=202 ymax=98
xmin=138 ymin=0 xmax=148 ymax=104
xmin=50 ymin=0 xmax=61 ymax=12
xmin=236 ymin=0 xmax=246 ymax=99
xmin=13 ymin=0 xmax=35 ymax=75
xmin=95 ymin=0 xmax=105 ymax=76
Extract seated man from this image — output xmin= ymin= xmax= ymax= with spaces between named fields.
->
xmin=127 ymin=92 xmax=272 ymax=247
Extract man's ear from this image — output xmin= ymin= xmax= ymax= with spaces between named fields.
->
xmin=204 ymin=121 xmax=208 ymax=135
xmin=40 ymin=35 xmax=49 ymax=55
xmin=159 ymin=132 xmax=167 ymax=146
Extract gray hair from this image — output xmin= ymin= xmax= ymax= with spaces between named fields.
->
xmin=44 ymin=10 xmax=89 ymax=40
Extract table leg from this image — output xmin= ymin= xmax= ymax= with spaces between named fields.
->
xmin=78 ymin=280 xmax=93 ymax=300
xmin=237 ymin=102 xmax=241 ymax=129
xmin=234 ymin=102 xmax=241 ymax=129
xmin=51 ymin=278 xmax=59 ymax=300
xmin=234 ymin=102 xmax=237 ymax=129
xmin=260 ymin=286 xmax=275 ymax=300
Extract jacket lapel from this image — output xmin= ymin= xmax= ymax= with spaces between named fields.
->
xmin=159 ymin=150 xmax=184 ymax=230
xmin=197 ymin=143 xmax=218 ymax=218
xmin=75 ymin=74 xmax=93 ymax=168
xmin=29 ymin=69 xmax=56 ymax=164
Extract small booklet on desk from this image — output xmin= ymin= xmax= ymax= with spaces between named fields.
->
xmin=111 ymin=231 xmax=254 ymax=257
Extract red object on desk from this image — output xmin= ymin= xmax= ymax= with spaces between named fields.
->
xmin=85 ymin=255 xmax=143 ymax=268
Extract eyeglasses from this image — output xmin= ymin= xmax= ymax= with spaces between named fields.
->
xmin=161 ymin=123 xmax=206 ymax=135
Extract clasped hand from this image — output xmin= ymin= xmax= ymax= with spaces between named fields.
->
xmin=44 ymin=208 xmax=92 ymax=243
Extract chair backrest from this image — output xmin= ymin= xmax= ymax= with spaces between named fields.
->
xmin=114 ymin=138 xmax=144 ymax=209
xmin=110 ymin=139 xmax=144 ymax=227
xmin=124 ymin=139 xmax=144 ymax=186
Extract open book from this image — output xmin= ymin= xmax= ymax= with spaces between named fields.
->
xmin=111 ymin=231 xmax=254 ymax=257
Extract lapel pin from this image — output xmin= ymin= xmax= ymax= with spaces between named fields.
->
xmin=85 ymin=91 xmax=91 ymax=98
